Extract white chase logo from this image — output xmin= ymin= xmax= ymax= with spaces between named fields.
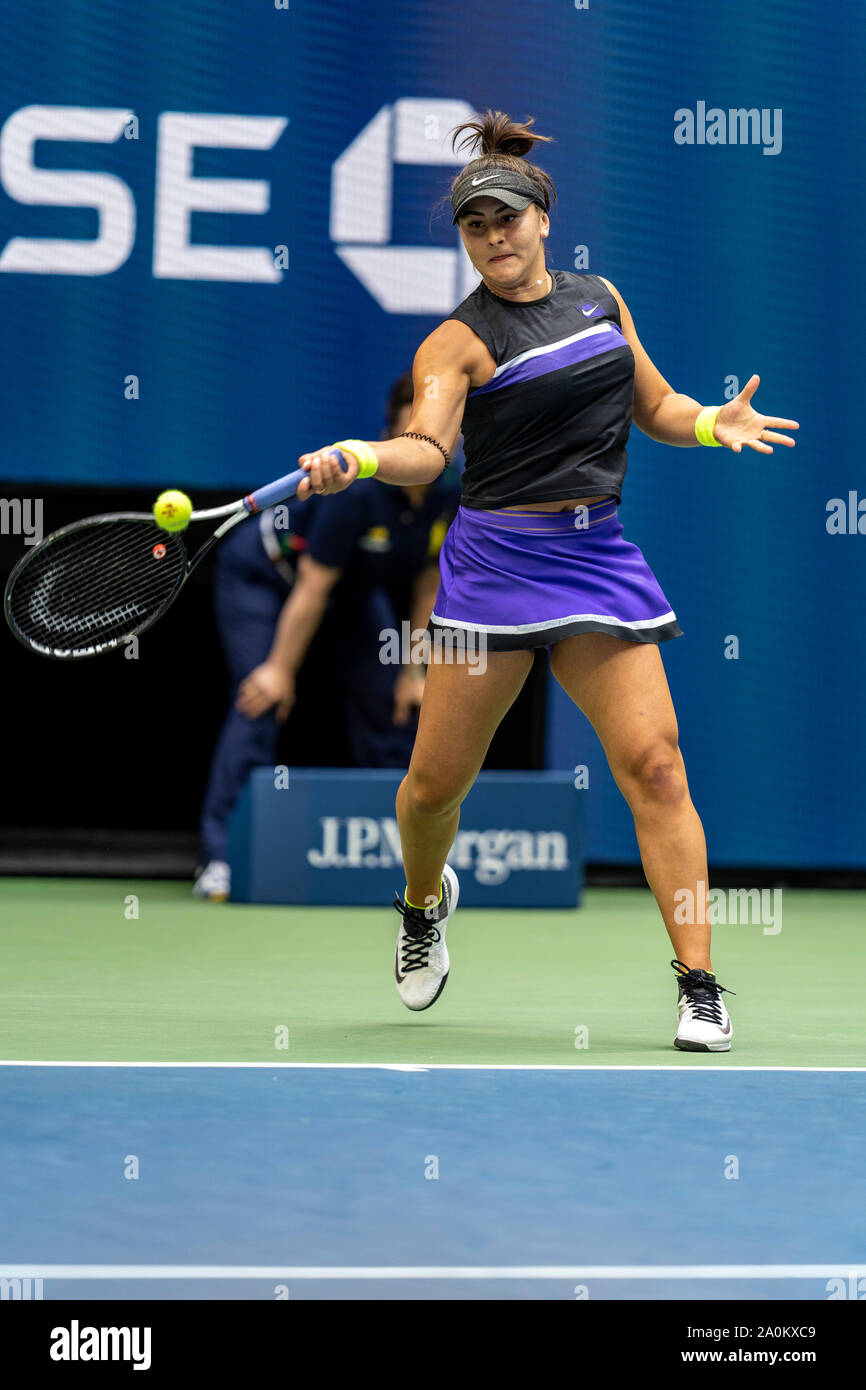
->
xmin=331 ymin=97 xmax=480 ymax=313
xmin=307 ymin=816 xmax=569 ymax=886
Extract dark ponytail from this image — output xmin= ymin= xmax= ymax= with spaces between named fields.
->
xmin=449 ymin=109 xmax=557 ymax=210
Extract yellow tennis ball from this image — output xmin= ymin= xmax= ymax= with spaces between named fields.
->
xmin=153 ymin=489 xmax=192 ymax=532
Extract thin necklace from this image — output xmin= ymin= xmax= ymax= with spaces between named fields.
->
xmin=490 ymin=270 xmax=551 ymax=296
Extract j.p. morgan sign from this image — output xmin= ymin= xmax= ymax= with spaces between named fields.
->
xmin=229 ymin=769 xmax=582 ymax=908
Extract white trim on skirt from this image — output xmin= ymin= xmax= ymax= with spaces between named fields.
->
xmin=430 ymin=608 xmax=678 ymax=635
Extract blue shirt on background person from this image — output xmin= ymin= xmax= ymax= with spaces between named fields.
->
xmin=194 ymin=374 xmax=462 ymax=900
xmin=260 ymin=470 xmax=458 ymax=606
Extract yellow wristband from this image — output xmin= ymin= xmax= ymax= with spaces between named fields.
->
xmin=695 ymin=405 xmax=723 ymax=447
xmin=332 ymin=438 xmax=379 ymax=478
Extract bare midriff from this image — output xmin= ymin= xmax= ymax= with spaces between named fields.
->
xmin=498 ymin=495 xmax=611 ymax=512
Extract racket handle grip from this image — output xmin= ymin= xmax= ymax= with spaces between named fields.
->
xmin=243 ymin=450 xmax=349 ymax=514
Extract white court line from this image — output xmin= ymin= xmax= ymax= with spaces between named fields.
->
xmin=0 ymin=1061 xmax=864 ymax=1072
xmin=0 ymin=1265 xmax=862 ymax=1281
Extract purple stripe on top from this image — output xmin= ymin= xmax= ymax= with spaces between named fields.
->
xmin=469 ymin=323 xmax=628 ymax=398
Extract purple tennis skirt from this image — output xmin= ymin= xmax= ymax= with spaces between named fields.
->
xmin=430 ymin=497 xmax=682 ymax=652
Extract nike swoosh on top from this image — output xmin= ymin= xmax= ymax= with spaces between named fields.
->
xmin=581 ymin=303 xmax=601 ymax=316
xmin=470 ymin=174 xmax=500 ymax=186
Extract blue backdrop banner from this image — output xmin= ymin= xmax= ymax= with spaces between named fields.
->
xmin=1 ymin=0 xmax=862 ymax=866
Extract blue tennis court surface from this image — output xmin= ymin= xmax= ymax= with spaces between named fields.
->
xmin=1 ymin=1065 xmax=864 ymax=1300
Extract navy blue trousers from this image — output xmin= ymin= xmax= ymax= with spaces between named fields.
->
xmin=199 ymin=517 xmax=417 ymax=863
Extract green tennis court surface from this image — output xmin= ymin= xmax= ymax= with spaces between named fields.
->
xmin=1 ymin=879 xmax=863 ymax=1066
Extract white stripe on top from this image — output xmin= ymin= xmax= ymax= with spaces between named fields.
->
xmin=485 ymin=321 xmax=616 ymax=382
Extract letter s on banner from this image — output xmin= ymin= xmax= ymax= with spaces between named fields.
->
xmin=0 ymin=105 xmax=135 ymax=275
xmin=0 ymin=105 xmax=288 ymax=282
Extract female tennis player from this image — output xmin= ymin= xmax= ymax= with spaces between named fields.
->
xmin=296 ymin=110 xmax=799 ymax=1051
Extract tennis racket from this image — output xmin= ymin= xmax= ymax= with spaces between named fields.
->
xmin=3 ymin=452 xmax=348 ymax=659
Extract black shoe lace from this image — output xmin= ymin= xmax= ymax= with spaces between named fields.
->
xmin=671 ymin=959 xmax=735 ymax=1024
xmin=393 ymin=895 xmax=443 ymax=973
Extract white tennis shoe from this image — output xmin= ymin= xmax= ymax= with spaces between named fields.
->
xmin=393 ymin=865 xmax=460 ymax=1011
xmin=193 ymin=860 xmax=230 ymax=902
xmin=672 ymin=959 xmax=735 ymax=1051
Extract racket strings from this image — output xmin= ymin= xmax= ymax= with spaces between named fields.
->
xmin=7 ymin=519 xmax=186 ymax=655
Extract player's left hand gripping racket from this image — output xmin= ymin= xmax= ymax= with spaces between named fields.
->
xmin=3 ymin=453 xmax=348 ymax=659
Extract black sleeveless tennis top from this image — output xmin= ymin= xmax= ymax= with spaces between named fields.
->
xmin=446 ymin=268 xmax=635 ymax=509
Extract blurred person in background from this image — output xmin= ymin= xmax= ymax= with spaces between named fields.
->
xmin=194 ymin=371 xmax=461 ymax=900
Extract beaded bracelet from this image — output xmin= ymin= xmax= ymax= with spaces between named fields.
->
xmin=400 ymin=431 xmax=451 ymax=467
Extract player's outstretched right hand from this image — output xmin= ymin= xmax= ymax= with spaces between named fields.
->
xmin=296 ymin=445 xmax=359 ymax=499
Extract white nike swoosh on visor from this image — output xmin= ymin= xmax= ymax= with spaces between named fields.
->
xmin=470 ymin=174 xmax=501 ymax=186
